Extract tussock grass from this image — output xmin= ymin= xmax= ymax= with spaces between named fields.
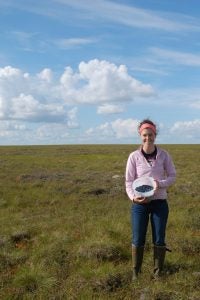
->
xmin=0 ymin=144 xmax=199 ymax=299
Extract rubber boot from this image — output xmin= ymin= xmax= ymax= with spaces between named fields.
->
xmin=153 ymin=245 xmax=166 ymax=279
xmin=132 ymin=246 xmax=144 ymax=281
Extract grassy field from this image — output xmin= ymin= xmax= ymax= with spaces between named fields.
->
xmin=0 ymin=144 xmax=199 ymax=299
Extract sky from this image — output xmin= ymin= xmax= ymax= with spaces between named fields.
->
xmin=0 ymin=0 xmax=200 ymax=145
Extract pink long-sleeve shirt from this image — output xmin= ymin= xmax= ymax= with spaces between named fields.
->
xmin=125 ymin=146 xmax=176 ymax=201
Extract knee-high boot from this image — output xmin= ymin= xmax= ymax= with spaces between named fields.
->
xmin=132 ymin=245 xmax=144 ymax=280
xmin=153 ymin=245 xmax=166 ymax=278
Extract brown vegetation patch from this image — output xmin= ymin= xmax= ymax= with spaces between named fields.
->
xmin=10 ymin=231 xmax=32 ymax=249
xmin=165 ymin=263 xmax=182 ymax=275
xmin=86 ymin=188 xmax=110 ymax=196
xmin=16 ymin=172 xmax=68 ymax=182
xmin=93 ymin=271 xmax=131 ymax=293
xmin=0 ymin=253 xmax=27 ymax=272
xmin=181 ymin=240 xmax=200 ymax=255
xmin=78 ymin=244 xmax=128 ymax=262
xmin=10 ymin=232 xmax=31 ymax=243
xmin=165 ymin=262 xmax=186 ymax=275
xmin=154 ymin=291 xmax=174 ymax=300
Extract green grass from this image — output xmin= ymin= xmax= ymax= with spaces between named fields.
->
xmin=0 ymin=144 xmax=199 ymax=299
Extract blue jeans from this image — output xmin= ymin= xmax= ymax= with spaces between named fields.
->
xmin=131 ymin=200 xmax=169 ymax=247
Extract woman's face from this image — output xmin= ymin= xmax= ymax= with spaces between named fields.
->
xmin=140 ymin=128 xmax=156 ymax=146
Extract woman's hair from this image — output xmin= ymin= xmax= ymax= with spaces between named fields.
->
xmin=138 ymin=119 xmax=158 ymax=135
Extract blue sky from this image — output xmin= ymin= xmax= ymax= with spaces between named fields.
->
xmin=0 ymin=0 xmax=200 ymax=145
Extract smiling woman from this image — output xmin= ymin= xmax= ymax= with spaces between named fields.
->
xmin=125 ymin=118 xmax=176 ymax=280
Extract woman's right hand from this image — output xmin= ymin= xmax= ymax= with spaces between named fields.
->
xmin=132 ymin=196 xmax=149 ymax=204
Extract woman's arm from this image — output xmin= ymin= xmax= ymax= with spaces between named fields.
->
xmin=157 ymin=152 xmax=176 ymax=188
xmin=125 ymin=154 xmax=136 ymax=201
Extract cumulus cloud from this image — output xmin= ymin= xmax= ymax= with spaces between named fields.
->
xmin=170 ymin=119 xmax=200 ymax=137
xmin=77 ymin=60 xmax=154 ymax=102
xmin=36 ymin=123 xmax=70 ymax=140
xmin=67 ymin=107 xmax=79 ymax=128
xmin=0 ymin=60 xmax=154 ymax=124
xmin=0 ymin=120 xmax=73 ymax=145
xmin=85 ymin=122 xmax=114 ymax=138
xmin=86 ymin=118 xmax=139 ymax=139
xmin=59 ymin=59 xmax=154 ymax=104
xmin=85 ymin=118 xmax=200 ymax=144
xmin=0 ymin=120 xmax=27 ymax=137
xmin=0 ymin=61 xmax=153 ymax=144
xmin=11 ymin=93 xmax=67 ymax=122
xmin=37 ymin=68 xmax=53 ymax=83
xmin=111 ymin=118 xmax=139 ymax=138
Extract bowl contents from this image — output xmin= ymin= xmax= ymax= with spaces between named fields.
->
xmin=135 ymin=185 xmax=154 ymax=193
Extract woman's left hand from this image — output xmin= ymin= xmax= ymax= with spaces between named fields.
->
xmin=153 ymin=180 xmax=159 ymax=191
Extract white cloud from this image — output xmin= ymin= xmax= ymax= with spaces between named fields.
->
xmin=86 ymin=122 xmax=114 ymax=138
xmin=36 ymin=123 xmax=69 ymax=140
xmin=67 ymin=107 xmax=79 ymax=128
xmin=11 ymin=93 xmax=66 ymax=122
xmin=85 ymin=118 xmax=200 ymax=144
xmin=21 ymin=0 xmax=200 ymax=32
xmin=0 ymin=119 xmax=73 ymax=145
xmin=37 ymin=68 xmax=53 ymax=83
xmin=0 ymin=120 xmax=27 ymax=137
xmin=1 ymin=61 xmax=153 ymax=141
xmin=97 ymin=104 xmax=124 ymax=114
xmin=73 ymin=59 xmax=154 ymax=103
xmin=2 ymin=62 xmax=199 ymax=145
xmin=111 ymin=118 xmax=139 ymax=138
xmin=0 ymin=61 xmax=154 ymax=123
xmin=170 ymin=119 xmax=200 ymax=137
xmin=0 ymin=66 xmax=19 ymax=77
xmin=54 ymin=38 xmax=96 ymax=49
xmin=86 ymin=118 xmax=139 ymax=139
xmin=151 ymin=48 xmax=200 ymax=66
xmin=60 ymin=66 xmax=80 ymax=87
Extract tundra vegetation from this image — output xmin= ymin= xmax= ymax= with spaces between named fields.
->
xmin=0 ymin=144 xmax=199 ymax=299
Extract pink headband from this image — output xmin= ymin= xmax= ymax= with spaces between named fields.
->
xmin=139 ymin=123 xmax=156 ymax=135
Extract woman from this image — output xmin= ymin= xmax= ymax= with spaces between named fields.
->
xmin=125 ymin=119 xmax=176 ymax=280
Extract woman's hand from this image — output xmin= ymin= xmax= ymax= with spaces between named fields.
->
xmin=153 ymin=180 xmax=159 ymax=191
xmin=132 ymin=196 xmax=149 ymax=204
